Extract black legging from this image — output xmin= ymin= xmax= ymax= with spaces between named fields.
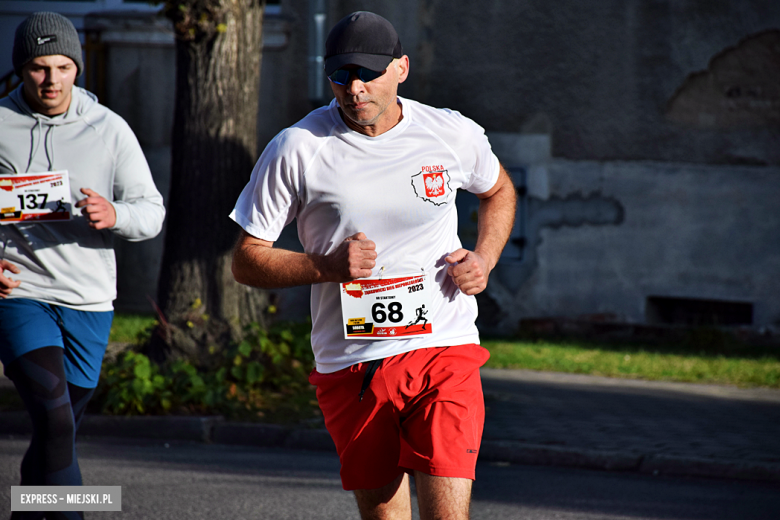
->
xmin=6 ymin=347 xmax=93 ymax=520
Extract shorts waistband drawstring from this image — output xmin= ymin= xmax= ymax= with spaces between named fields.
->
xmin=358 ymin=358 xmax=383 ymax=402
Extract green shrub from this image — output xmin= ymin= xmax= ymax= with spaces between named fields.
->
xmin=94 ymin=320 xmax=317 ymax=420
xmin=96 ymin=351 xmax=167 ymax=415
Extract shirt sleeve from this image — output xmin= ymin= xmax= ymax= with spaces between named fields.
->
xmin=454 ymin=112 xmax=501 ymax=195
xmin=110 ymin=116 xmax=166 ymax=242
xmin=229 ymin=130 xmax=302 ymax=241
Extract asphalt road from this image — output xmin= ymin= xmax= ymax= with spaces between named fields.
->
xmin=1 ymin=437 xmax=778 ymax=519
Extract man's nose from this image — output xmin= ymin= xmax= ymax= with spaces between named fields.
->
xmin=345 ymin=74 xmax=366 ymax=95
xmin=44 ymin=69 xmax=58 ymax=84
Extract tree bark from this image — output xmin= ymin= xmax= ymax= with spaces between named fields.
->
xmin=151 ymin=0 xmax=269 ymax=365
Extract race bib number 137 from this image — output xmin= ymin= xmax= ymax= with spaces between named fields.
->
xmin=0 ymin=171 xmax=72 ymax=224
xmin=340 ymin=273 xmax=433 ymax=339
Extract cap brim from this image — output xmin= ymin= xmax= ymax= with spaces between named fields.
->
xmin=324 ymin=53 xmax=394 ymax=76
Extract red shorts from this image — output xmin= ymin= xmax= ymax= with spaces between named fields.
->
xmin=309 ymin=343 xmax=490 ymax=491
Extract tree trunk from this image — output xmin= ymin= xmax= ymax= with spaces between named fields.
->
xmin=151 ymin=0 xmax=269 ymax=366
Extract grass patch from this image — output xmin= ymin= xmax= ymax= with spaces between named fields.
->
xmin=482 ymin=337 xmax=780 ymax=388
xmin=109 ymin=313 xmax=157 ymax=344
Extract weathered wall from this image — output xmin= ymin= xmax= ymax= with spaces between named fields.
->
xmin=321 ymin=0 xmax=780 ymax=331
xmin=398 ymin=0 xmax=780 ymax=166
xmin=533 ymin=161 xmax=780 ymax=325
xmin=156 ymin=0 xmax=780 ymax=329
xmin=472 ymin=134 xmax=780 ymax=333
xmin=4 ymin=2 xmax=777 ymax=330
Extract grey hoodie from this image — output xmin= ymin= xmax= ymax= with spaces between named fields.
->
xmin=0 ymin=85 xmax=165 ymax=311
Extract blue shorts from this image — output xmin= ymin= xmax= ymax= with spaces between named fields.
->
xmin=0 ymin=299 xmax=113 ymax=388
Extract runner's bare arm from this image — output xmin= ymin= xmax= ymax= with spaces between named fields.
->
xmin=446 ymin=164 xmax=516 ymax=295
xmin=232 ymin=231 xmax=378 ymax=289
xmin=0 ymin=259 xmax=22 ymax=298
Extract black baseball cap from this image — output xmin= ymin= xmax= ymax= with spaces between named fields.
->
xmin=324 ymin=11 xmax=403 ymax=76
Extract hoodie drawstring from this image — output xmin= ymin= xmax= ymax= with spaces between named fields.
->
xmin=26 ymin=120 xmax=55 ymax=172
xmin=25 ymin=119 xmax=43 ymax=173
xmin=45 ymin=125 xmax=54 ymax=170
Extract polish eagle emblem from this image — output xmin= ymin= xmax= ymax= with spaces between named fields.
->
xmin=411 ymin=170 xmax=451 ymax=206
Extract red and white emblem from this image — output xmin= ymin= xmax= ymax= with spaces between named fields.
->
xmin=423 ymin=172 xmax=445 ymax=197
xmin=411 ymin=169 xmax=451 ymax=206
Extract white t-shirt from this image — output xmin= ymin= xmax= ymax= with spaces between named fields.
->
xmin=230 ymin=97 xmax=500 ymax=373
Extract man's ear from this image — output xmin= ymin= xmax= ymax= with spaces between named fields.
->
xmin=396 ymin=55 xmax=410 ymax=84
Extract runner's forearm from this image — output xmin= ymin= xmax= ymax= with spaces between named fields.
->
xmin=232 ymin=230 xmax=377 ymax=289
xmin=474 ymin=165 xmax=516 ymax=270
xmin=232 ymin=233 xmax=331 ymax=289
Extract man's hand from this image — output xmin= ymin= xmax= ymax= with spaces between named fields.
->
xmin=75 ymin=188 xmax=116 ymax=230
xmin=446 ymin=163 xmax=516 ymax=296
xmin=0 ymin=260 xmax=21 ymax=298
xmin=325 ymin=232 xmax=377 ymax=281
xmin=445 ymin=249 xmax=490 ymax=295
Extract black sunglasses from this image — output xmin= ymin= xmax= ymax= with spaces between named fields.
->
xmin=327 ymin=66 xmax=387 ymax=85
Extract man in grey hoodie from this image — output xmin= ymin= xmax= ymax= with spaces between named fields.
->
xmin=0 ymin=12 xmax=165 ymax=519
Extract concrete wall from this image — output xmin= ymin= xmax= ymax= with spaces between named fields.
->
xmin=2 ymin=1 xmax=778 ymax=331
xmin=534 ymin=161 xmax=780 ymax=326
xmin=473 ymin=133 xmax=780 ymax=333
xmin=398 ymin=0 xmax=780 ymax=166
xmin=325 ymin=0 xmax=780 ymax=332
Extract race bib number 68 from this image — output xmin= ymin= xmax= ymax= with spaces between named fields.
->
xmin=340 ymin=273 xmax=433 ymax=339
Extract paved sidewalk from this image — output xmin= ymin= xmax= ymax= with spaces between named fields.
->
xmin=2 ymin=368 xmax=779 ymax=481
xmin=479 ymin=368 xmax=780 ymax=481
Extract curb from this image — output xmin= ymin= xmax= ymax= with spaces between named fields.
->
xmin=478 ymin=440 xmax=780 ymax=482
xmin=0 ymin=412 xmax=337 ymax=453
xmin=2 ymin=412 xmax=778 ymax=482
xmin=638 ymin=453 xmax=780 ymax=482
xmin=479 ymin=440 xmax=642 ymax=472
xmin=212 ymin=421 xmax=336 ymax=452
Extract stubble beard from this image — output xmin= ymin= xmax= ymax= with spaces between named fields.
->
xmin=345 ymin=97 xmax=394 ymax=129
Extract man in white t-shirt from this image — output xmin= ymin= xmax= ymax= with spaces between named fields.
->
xmin=231 ymin=11 xmax=516 ymax=520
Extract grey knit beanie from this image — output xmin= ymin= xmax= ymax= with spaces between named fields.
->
xmin=13 ymin=12 xmax=84 ymax=78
